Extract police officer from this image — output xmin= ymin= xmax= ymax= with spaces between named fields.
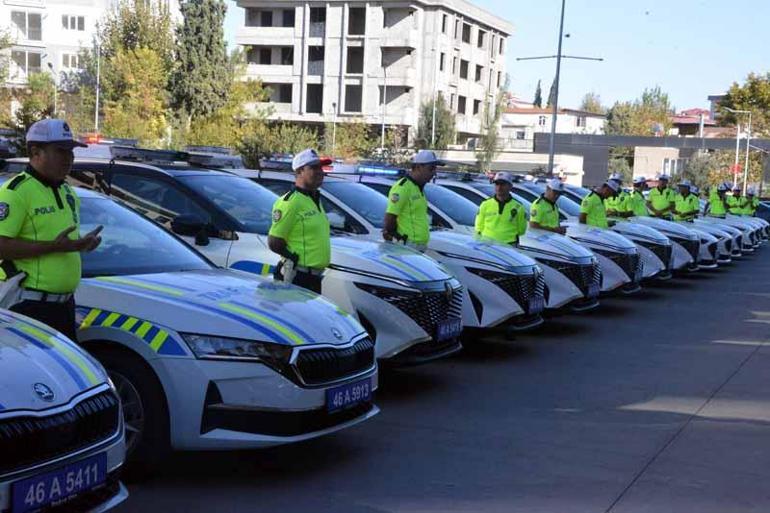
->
xmin=605 ymin=173 xmax=633 ymax=218
xmin=706 ymin=183 xmax=730 ymax=218
xmin=0 ymin=119 xmax=102 ymax=341
xmin=647 ymin=174 xmax=675 ymax=218
xmin=530 ymin=178 xmax=567 ymax=234
xmin=579 ymin=180 xmax=618 ymax=228
xmin=474 ymin=171 xmax=526 ymax=245
xmin=382 ymin=149 xmax=442 ymax=250
xmin=627 ymin=176 xmax=650 ymax=216
xmin=727 ymin=185 xmax=747 ymax=215
xmin=673 ymin=179 xmax=699 ymax=221
xmin=268 ymin=148 xmax=332 ymax=294
xmin=745 ymin=187 xmax=760 ymax=216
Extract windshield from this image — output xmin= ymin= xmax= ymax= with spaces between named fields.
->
xmin=423 ymin=184 xmax=479 ymax=227
xmin=178 ymin=175 xmax=277 ymax=234
xmin=81 ymin=197 xmax=211 ymax=277
xmin=323 ymin=180 xmax=388 ymax=228
xmin=558 ymin=196 xmax=581 ymax=216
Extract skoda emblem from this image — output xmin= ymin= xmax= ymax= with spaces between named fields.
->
xmin=33 ymin=383 xmax=55 ymax=402
xmin=331 ymin=327 xmax=343 ymax=340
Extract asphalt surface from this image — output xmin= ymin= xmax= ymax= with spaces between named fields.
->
xmin=117 ymin=249 xmax=770 ymax=513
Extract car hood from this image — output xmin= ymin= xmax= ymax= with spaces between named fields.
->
xmin=0 ymin=310 xmax=106 ymax=412
xmin=610 ymin=220 xmax=671 ymax=245
xmin=629 ymin=216 xmax=698 ymax=240
xmin=519 ymin=228 xmax=596 ymax=262
xmin=564 ymin=220 xmax=637 ymax=251
xmin=428 ymin=230 xmax=539 ymax=271
xmin=77 ymin=269 xmax=365 ymax=347
xmin=330 ymin=236 xmax=453 ymax=282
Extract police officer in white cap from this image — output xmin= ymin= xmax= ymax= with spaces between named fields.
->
xmin=647 ymin=173 xmax=675 ymax=218
xmin=673 ymin=179 xmax=699 ymax=221
xmin=0 ymin=119 xmax=102 ymax=340
xmin=530 ymin=178 xmax=567 ymax=234
xmin=474 ymin=171 xmax=527 ymax=244
xmin=268 ymin=148 xmax=332 ymax=293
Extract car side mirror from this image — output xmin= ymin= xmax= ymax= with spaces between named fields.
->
xmin=327 ymin=212 xmax=346 ymax=230
xmin=171 ymin=213 xmax=210 ymax=246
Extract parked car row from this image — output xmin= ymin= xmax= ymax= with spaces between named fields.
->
xmin=0 ymin=146 xmax=766 ymax=512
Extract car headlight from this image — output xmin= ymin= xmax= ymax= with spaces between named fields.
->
xmin=181 ymin=334 xmax=293 ymax=367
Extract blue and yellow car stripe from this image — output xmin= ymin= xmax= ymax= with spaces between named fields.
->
xmin=77 ymin=307 xmax=187 ymax=356
xmin=231 ymin=260 xmax=276 ymax=276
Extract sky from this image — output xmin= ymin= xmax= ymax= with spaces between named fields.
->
xmin=223 ymin=0 xmax=769 ymax=112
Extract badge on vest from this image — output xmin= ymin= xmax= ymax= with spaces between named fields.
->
xmin=390 ymin=193 xmax=400 ymax=203
xmin=273 ymin=209 xmax=283 ymax=222
xmin=0 ymin=202 xmax=8 ymax=220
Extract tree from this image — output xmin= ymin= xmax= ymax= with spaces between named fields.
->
xmin=415 ymin=93 xmax=455 ymax=149
xmin=8 ymin=74 xmax=56 ymax=155
xmin=605 ymin=86 xmax=673 ymax=136
xmin=533 ymin=80 xmax=543 ymax=108
xmin=170 ymin=0 xmax=231 ymax=123
xmin=476 ymin=76 xmax=508 ymax=173
xmin=0 ymin=29 xmax=13 ymax=125
xmin=718 ymin=72 xmax=770 ymax=137
xmin=608 ymin=154 xmax=632 ymax=183
xmin=321 ymin=121 xmax=377 ymax=159
xmin=546 ymin=78 xmax=556 ymax=107
xmin=101 ymin=48 xmax=168 ymax=145
xmin=579 ymin=92 xmax=604 ymax=114
xmin=239 ymin=122 xmax=320 ymax=168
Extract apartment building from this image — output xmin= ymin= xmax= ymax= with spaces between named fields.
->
xmin=2 ymin=0 xmax=180 ymax=87
xmin=235 ymin=0 xmax=513 ymax=143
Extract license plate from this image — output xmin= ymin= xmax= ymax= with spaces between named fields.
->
xmin=528 ymin=296 xmax=545 ymax=314
xmin=12 ymin=453 xmax=106 ymax=513
xmin=587 ymin=283 xmax=600 ymax=298
xmin=326 ymin=378 xmax=371 ymax=413
xmin=435 ymin=318 xmax=463 ymax=341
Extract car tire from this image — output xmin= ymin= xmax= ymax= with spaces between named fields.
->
xmin=90 ymin=345 xmax=170 ymax=478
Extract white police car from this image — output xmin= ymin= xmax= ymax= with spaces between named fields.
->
xmin=71 ymin=188 xmax=378 ymax=464
xmin=238 ymin=168 xmax=553 ymax=328
xmin=0 ymin=310 xmax=127 ymax=513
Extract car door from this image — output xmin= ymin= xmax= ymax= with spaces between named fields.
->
xmin=108 ymin=171 xmax=236 ymax=266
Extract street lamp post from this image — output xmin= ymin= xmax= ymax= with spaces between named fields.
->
xmin=331 ymin=101 xmax=337 ymax=156
xmin=95 ymin=44 xmax=101 ymax=132
xmin=46 ymin=62 xmax=57 ymax=116
xmin=516 ymin=0 xmax=602 ymax=176
xmin=381 ymin=65 xmax=387 ymax=151
xmin=725 ymin=107 xmax=753 ymax=193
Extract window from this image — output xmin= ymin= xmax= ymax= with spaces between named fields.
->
xmin=491 ymin=34 xmax=497 ymax=56
xmin=345 ymin=85 xmax=363 ymax=112
xmin=261 ymin=10 xmax=273 ymax=27
xmin=310 ymin=7 xmax=326 ymax=22
xmin=538 ymin=115 xmax=547 ymax=126
xmin=452 ymin=56 xmax=457 ymax=74
xmin=278 ymin=84 xmax=292 ymax=103
xmin=245 ymin=8 xmax=258 ymax=26
xmin=110 ymin=174 xmax=211 ymax=226
xmin=11 ymin=11 xmax=42 ymax=41
xmin=475 ymin=65 xmax=483 ymax=83
xmin=320 ymin=197 xmax=366 ymax=234
xmin=346 ymin=47 xmax=364 ymax=74
xmin=281 ymin=47 xmax=294 ymax=65
xmin=62 ymin=53 xmax=82 ymax=69
xmin=499 ymin=38 xmax=504 ymax=54
xmin=348 ymin=7 xmax=366 ymax=35
xmin=457 ymin=95 xmax=466 ymax=114
xmin=62 ymin=15 xmax=85 ymax=31
xmin=306 ymin=84 xmax=323 ymax=113
xmin=282 ymin=9 xmax=295 ymax=27
xmin=473 ymin=99 xmax=481 ymax=115
xmin=477 ymin=30 xmax=485 ymax=48
xmin=454 ymin=20 xmax=460 ymax=39
xmin=516 ymin=131 xmax=526 ymax=140
xmin=462 ymin=23 xmax=471 ymax=43
xmin=441 ymin=14 xmax=448 ymax=33
xmin=459 ymin=60 xmax=468 ymax=79
xmin=11 ymin=50 xmax=41 ymax=79
xmin=259 ymin=48 xmax=271 ymax=65
xmin=497 ymin=71 xmax=502 ymax=87
xmin=439 ymin=52 xmax=445 ymax=72
xmin=576 ymin=116 xmax=586 ymax=127
xmin=450 ymin=93 xmax=456 ymax=109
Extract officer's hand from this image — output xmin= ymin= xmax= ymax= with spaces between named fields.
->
xmin=82 ymin=226 xmax=103 ymax=252
xmin=382 ymin=230 xmax=394 ymax=242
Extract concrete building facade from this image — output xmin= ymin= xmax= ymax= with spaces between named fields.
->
xmin=499 ymin=107 xmax=605 ymax=150
xmin=235 ymin=0 xmax=512 ymax=142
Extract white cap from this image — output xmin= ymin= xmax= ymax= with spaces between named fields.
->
xmin=26 ymin=119 xmax=87 ymax=148
xmin=292 ymin=148 xmax=331 ymax=171
xmin=633 ymin=176 xmax=647 ymax=185
xmin=656 ymin=173 xmax=670 ymax=181
xmin=412 ymin=149 xmax=444 ymax=166
xmin=546 ymin=178 xmax=565 ymax=192
xmin=604 ymin=180 xmax=620 ymax=192
xmin=492 ymin=171 xmax=514 ymax=185
xmin=608 ymin=172 xmax=624 ymax=183
xmin=678 ymin=179 xmax=692 ymax=188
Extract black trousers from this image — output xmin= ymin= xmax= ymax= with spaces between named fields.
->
xmin=275 ymin=265 xmax=323 ymax=294
xmin=11 ymin=297 xmax=78 ymax=342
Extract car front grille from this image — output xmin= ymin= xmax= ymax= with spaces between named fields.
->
xmin=639 ymin=242 xmax=672 ymax=270
xmin=540 ymin=260 xmax=601 ymax=295
xmin=724 ymin=238 xmax=733 ymax=254
xmin=676 ymin=238 xmax=700 ymax=262
xmin=466 ymin=268 xmax=545 ymax=313
xmin=0 ymin=391 xmax=120 ymax=476
xmin=592 ymin=249 xmax=642 ymax=283
xmin=294 ymin=337 xmax=375 ymax=386
xmin=707 ymin=242 xmax=718 ymax=259
xmin=355 ymin=283 xmax=463 ymax=337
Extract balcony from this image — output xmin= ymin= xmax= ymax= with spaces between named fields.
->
xmin=244 ymin=63 xmax=293 ymax=79
xmin=235 ymin=26 xmax=294 ymax=47
xmin=381 ymin=27 xmax=420 ymax=49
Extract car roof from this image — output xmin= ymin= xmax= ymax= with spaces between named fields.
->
xmin=70 ymin=157 xmax=236 ymax=178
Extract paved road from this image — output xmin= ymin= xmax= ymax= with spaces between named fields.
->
xmin=117 ymin=249 xmax=770 ymax=513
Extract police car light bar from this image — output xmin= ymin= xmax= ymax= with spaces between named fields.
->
xmin=110 ymin=146 xmax=188 ymax=163
xmin=186 ymin=153 xmax=244 ymax=169
xmin=184 ymin=145 xmax=234 ymax=155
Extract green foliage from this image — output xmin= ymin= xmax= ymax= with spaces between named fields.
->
xmin=0 ymin=30 xmax=14 ymax=124
xmin=579 ymin=92 xmax=604 ymax=114
xmin=546 ymin=78 xmax=556 ymax=107
xmin=321 ymin=121 xmax=377 ymax=159
xmin=606 ymin=86 xmax=672 ymax=136
xmin=415 ymin=93 xmax=455 ymax=150
xmin=239 ymin=122 xmax=320 ymax=168
xmin=533 ymin=80 xmax=543 ymax=108
xmin=8 ymin=74 xmax=56 ymax=155
xmin=170 ymin=0 xmax=231 ymax=121
xmin=608 ymin=154 xmax=633 ymax=183
xmin=719 ymin=72 xmax=770 ymax=137
xmin=101 ymin=48 xmax=168 ymax=145
xmin=476 ymin=77 xmax=508 ymax=172
xmin=705 ymin=150 xmax=764 ymax=188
